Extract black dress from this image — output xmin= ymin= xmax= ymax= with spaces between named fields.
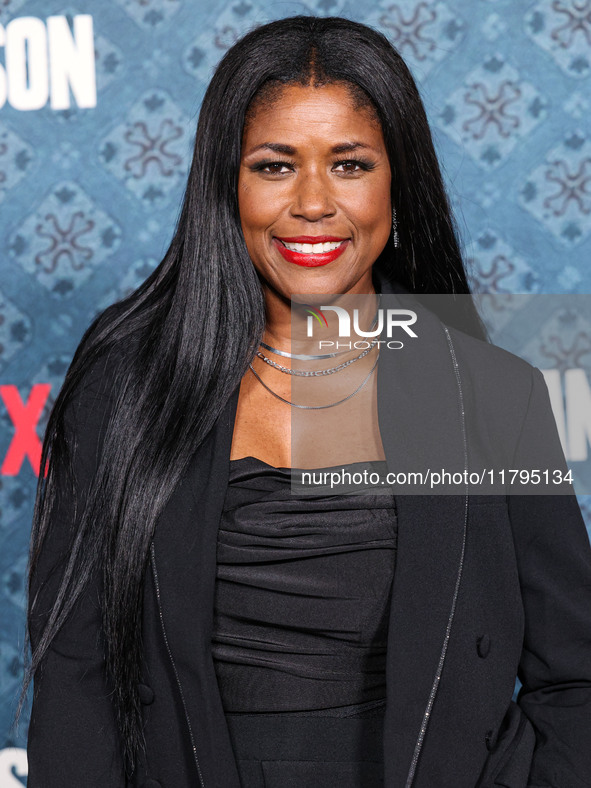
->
xmin=211 ymin=456 xmax=397 ymax=787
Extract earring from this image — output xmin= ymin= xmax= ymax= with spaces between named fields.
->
xmin=392 ymin=206 xmax=399 ymax=249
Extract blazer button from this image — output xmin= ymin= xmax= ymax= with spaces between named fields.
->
xmin=476 ymin=634 xmax=491 ymax=659
xmin=138 ymin=683 xmax=155 ymax=705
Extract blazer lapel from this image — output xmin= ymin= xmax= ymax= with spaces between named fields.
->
xmin=150 ymin=387 xmax=242 ymax=788
xmin=376 ymin=280 xmax=469 ymax=785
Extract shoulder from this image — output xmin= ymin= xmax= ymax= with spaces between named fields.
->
xmin=389 ymin=288 xmax=541 ymax=408
xmin=446 ymin=324 xmax=534 ymax=377
xmin=445 ymin=324 xmax=541 ymax=406
xmin=443 ymin=326 xmax=556 ymax=469
xmin=64 ymin=301 xmax=142 ymax=428
xmin=64 ymin=346 xmax=127 ymax=435
xmin=57 ymin=325 xmax=139 ymax=482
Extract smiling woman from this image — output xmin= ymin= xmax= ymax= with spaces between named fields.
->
xmin=24 ymin=14 xmax=591 ymax=788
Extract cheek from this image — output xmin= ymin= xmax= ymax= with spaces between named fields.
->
xmin=238 ymin=204 xmax=265 ymax=262
xmin=238 ymin=186 xmax=275 ymax=272
xmin=238 ymin=179 xmax=281 ymax=237
xmin=354 ymin=194 xmax=391 ymax=237
xmin=347 ymin=175 xmax=391 ymax=230
xmin=238 ymin=184 xmax=257 ymax=232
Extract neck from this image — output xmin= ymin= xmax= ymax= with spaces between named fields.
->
xmin=261 ymin=278 xmax=379 ymax=354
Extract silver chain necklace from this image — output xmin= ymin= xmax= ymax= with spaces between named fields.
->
xmin=248 ymin=353 xmax=379 ymax=409
xmin=259 ymin=339 xmax=351 ymax=361
xmin=255 ymin=340 xmax=377 ymax=377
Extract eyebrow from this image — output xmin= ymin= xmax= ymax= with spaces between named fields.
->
xmin=245 ymin=141 xmax=376 ymax=156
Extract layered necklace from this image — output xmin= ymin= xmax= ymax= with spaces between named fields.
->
xmin=248 ymin=303 xmax=380 ymax=409
xmin=255 ymin=340 xmax=377 ymax=377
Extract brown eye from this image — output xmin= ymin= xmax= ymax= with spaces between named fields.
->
xmin=251 ymin=160 xmax=294 ymax=174
xmin=338 ymin=161 xmax=359 ymax=172
xmin=333 ymin=159 xmax=374 ymax=174
xmin=265 ymin=163 xmax=289 ymax=174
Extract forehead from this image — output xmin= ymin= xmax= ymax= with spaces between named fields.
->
xmin=241 ymin=83 xmax=385 ymax=152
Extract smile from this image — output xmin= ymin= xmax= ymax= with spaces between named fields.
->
xmin=273 ymin=236 xmax=350 ymax=267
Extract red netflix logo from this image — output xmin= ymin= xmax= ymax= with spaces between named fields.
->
xmin=1 ymin=384 xmax=51 ymax=476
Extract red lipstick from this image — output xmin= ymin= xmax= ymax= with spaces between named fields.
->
xmin=273 ymin=236 xmax=350 ymax=267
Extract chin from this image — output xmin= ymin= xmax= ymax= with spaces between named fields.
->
xmin=289 ymin=292 xmax=335 ymax=307
xmin=286 ymin=268 xmax=372 ymax=297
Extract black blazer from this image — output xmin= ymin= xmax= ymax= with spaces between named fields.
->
xmin=27 ymin=285 xmax=591 ymax=788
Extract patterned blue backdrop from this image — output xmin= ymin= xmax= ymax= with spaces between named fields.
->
xmin=0 ymin=0 xmax=590 ymax=782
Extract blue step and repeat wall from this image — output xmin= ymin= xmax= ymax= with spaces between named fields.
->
xmin=0 ymin=0 xmax=590 ymax=783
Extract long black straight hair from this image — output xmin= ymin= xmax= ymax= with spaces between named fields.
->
xmin=25 ymin=14 xmax=484 ymax=773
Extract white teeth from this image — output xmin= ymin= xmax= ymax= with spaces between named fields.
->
xmin=282 ymin=240 xmax=344 ymax=253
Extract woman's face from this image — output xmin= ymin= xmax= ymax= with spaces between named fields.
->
xmin=238 ymin=82 xmax=392 ymax=300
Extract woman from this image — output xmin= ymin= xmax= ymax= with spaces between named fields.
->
xmin=24 ymin=15 xmax=591 ymax=788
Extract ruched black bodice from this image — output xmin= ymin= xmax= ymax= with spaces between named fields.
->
xmin=211 ymin=456 xmax=397 ymax=715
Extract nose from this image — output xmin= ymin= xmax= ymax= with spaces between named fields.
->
xmin=290 ymin=168 xmax=336 ymax=222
